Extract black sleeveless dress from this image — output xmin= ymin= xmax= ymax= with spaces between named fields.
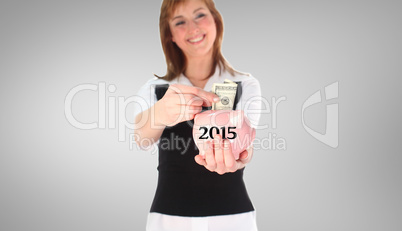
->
xmin=149 ymin=83 xmax=255 ymax=217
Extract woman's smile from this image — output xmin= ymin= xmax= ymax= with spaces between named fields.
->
xmin=188 ymin=34 xmax=206 ymax=44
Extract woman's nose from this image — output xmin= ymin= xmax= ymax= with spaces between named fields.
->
xmin=188 ymin=20 xmax=199 ymax=34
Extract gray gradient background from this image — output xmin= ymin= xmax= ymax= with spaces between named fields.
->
xmin=0 ymin=0 xmax=401 ymax=230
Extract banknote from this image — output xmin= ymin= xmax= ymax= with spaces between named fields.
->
xmin=212 ymin=82 xmax=237 ymax=110
xmin=223 ymin=79 xmax=236 ymax=84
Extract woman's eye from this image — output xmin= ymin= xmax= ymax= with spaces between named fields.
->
xmin=175 ymin=21 xmax=185 ymax=26
xmin=196 ymin=13 xmax=206 ymax=19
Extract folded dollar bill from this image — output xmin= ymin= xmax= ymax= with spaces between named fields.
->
xmin=212 ymin=80 xmax=237 ymax=110
xmin=223 ymin=79 xmax=236 ymax=84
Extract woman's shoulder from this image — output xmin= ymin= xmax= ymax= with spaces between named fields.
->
xmin=143 ymin=76 xmax=171 ymax=86
xmin=135 ymin=77 xmax=175 ymax=97
xmin=138 ymin=76 xmax=177 ymax=90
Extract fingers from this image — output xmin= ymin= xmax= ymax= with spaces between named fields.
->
xmin=214 ymin=135 xmax=226 ymax=175
xmin=161 ymin=85 xmax=213 ymax=126
xmin=204 ymin=141 xmax=216 ymax=172
xmin=192 ymin=130 xmax=248 ymax=175
xmin=186 ymin=105 xmax=202 ymax=113
xmin=182 ymin=94 xmax=204 ymax=107
xmin=239 ymin=149 xmax=249 ymax=160
xmin=184 ymin=106 xmax=202 ymax=120
xmin=168 ymin=84 xmax=219 ymax=107
xmin=223 ymin=140 xmax=237 ymax=172
xmin=164 ymin=84 xmax=218 ymax=124
xmin=194 ymin=155 xmax=207 ymax=166
xmin=196 ymin=137 xmax=237 ymax=175
xmin=198 ymin=90 xmax=220 ymax=107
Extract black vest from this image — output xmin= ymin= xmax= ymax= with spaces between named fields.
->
xmin=150 ymin=83 xmax=254 ymax=217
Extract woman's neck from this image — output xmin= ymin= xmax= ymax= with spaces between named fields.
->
xmin=184 ymin=54 xmax=214 ymax=85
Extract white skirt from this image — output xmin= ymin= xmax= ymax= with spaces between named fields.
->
xmin=146 ymin=210 xmax=258 ymax=231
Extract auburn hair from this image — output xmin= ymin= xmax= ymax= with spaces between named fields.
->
xmin=156 ymin=0 xmax=236 ymax=80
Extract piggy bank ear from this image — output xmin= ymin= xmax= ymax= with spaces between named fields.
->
xmin=250 ymin=128 xmax=256 ymax=146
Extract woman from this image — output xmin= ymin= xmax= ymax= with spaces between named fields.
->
xmin=133 ymin=0 xmax=262 ymax=230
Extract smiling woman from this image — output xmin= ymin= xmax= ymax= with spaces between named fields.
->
xmin=133 ymin=0 xmax=262 ymax=230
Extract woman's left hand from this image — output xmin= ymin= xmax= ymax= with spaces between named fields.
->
xmin=194 ymin=135 xmax=253 ymax=175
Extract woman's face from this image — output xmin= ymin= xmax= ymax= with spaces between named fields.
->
xmin=169 ymin=0 xmax=217 ymax=60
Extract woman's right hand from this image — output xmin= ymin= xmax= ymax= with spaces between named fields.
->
xmin=154 ymin=84 xmax=220 ymax=127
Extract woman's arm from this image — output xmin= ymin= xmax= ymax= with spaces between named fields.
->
xmin=134 ymin=84 xmax=219 ymax=149
xmin=133 ymin=101 xmax=166 ymax=149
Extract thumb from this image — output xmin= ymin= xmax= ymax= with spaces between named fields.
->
xmin=197 ymin=90 xmax=220 ymax=107
xmin=239 ymin=150 xmax=249 ymax=160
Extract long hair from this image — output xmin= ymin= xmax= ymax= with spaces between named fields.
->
xmin=156 ymin=0 xmax=236 ymax=80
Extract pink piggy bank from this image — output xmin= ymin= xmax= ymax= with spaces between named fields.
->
xmin=193 ymin=110 xmax=256 ymax=160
